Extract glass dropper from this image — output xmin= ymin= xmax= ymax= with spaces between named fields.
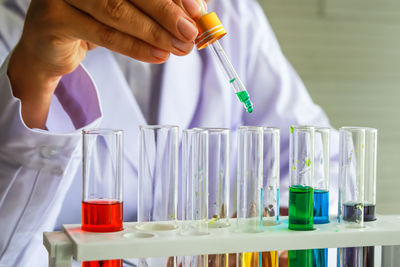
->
xmin=195 ymin=1 xmax=254 ymax=113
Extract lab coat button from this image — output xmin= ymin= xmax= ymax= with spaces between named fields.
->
xmin=40 ymin=146 xmax=61 ymax=158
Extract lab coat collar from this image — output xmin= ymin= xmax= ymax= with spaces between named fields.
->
xmin=157 ymin=50 xmax=202 ymax=129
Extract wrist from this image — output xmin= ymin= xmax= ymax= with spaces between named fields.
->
xmin=7 ymin=42 xmax=62 ymax=129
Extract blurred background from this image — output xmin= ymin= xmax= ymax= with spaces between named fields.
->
xmin=258 ymin=0 xmax=400 ymax=214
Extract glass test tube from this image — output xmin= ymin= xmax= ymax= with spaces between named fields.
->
xmin=237 ymin=126 xmax=263 ymax=233
xmin=313 ymin=127 xmax=330 ymax=224
xmin=311 ymin=128 xmax=330 ymax=267
xmin=205 ymin=128 xmax=230 ymax=229
xmin=288 ymin=126 xmax=315 ymax=231
xmin=237 ymin=127 xmax=263 ymax=267
xmin=182 ymin=129 xmax=209 ymax=235
xmin=203 ymin=128 xmax=230 ymax=267
xmin=181 ymin=129 xmax=209 ymax=267
xmin=361 ymin=128 xmax=378 ymax=266
xmin=364 ymin=128 xmax=377 ymax=221
xmin=338 ymin=127 xmax=377 ymax=267
xmin=82 ymin=129 xmax=123 ymax=267
xmin=338 ymin=127 xmax=365 ymax=228
xmin=138 ymin=125 xmax=179 ymax=267
xmin=262 ymin=127 xmax=280 ymax=226
xmin=259 ymin=127 xmax=280 ymax=267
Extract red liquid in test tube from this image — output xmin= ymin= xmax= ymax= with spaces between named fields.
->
xmin=81 ymin=200 xmax=123 ymax=267
xmin=82 ymin=200 xmax=123 ymax=232
xmin=81 ymin=129 xmax=124 ymax=267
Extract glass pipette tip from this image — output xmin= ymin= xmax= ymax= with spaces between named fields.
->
xmin=196 ymin=0 xmax=254 ymax=113
xmin=208 ymin=41 xmax=254 ymax=113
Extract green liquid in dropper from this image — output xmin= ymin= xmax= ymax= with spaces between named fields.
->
xmin=236 ymin=91 xmax=253 ymax=113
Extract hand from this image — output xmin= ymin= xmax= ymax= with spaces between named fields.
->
xmin=7 ymin=0 xmax=203 ymax=129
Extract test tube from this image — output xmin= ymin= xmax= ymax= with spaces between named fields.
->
xmin=182 ymin=129 xmax=209 ymax=235
xmin=338 ymin=127 xmax=377 ymax=267
xmin=237 ymin=126 xmax=263 ymax=267
xmin=204 ymin=128 xmax=230 ymax=229
xmin=311 ymin=127 xmax=330 ymax=267
xmin=203 ymin=128 xmax=230 ymax=267
xmin=260 ymin=127 xmax=280 ymax=267
xmin=181 ymin=128 xmax=209 ymax=267
xmin=361 ymin=128 xmax=378 ymax=266
xmin=288 ymin=126 xmax=314 ymax=267
xmin=82 ymin=129 xmax=123 ymax=267
xmin=138 ymin=125 xmax=179 ymax=267
xmin=313 ymin=127 xmax=330 ymax=224
xmin=288 ymin=126 xmax=315 ymax=231
xmin=262 ymin=127 xmax=280 ymax=226
xmin=338 ymin=127 xmax=365 ymax=228
xmin=237 ymin=126 xmax=263 ymax=233
xmin=364 ymin=128 xmax=377 ymax=221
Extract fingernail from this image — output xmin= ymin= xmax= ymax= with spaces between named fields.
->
xmin=177 ymin=17 xmax=198 ymax=41
xmin=172 ymin=38 xmax=193 ymax=53
xmin=182 ymin=0 xmax=201 ymax=18
xmin=151 ymin=48 xmax=170 ymax=60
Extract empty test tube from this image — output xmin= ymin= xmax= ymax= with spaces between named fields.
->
xmin=182 ymin=129 xmax=209 ymax=235
xmin=237 ymin=126 xmax=263 ymax=233
xmin=262 ymin=127 xmax=280 ymax=227
xmin=138 ymin=125 xmax=179 ymax=267
xmin=261 ymin=127 xmax=280 ymax=267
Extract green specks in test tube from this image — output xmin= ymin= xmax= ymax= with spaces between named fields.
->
xmin=229 ymin=78 xmax=236 ymax=83
xmin=305 ymin=158 xmax=311 ymax=167
xmin=236 ymin=91 xmax=254 ymax=113
xmin=290 ymin=126 xmax=294 ymax=133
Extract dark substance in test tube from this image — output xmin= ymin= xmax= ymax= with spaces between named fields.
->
xmin=338 ymin=247 xmax=374 ymax=267
xmin=343 ymin=203 xmax=376 ymax=222
xmin=340 ymin=204 xmax=376 ymax=267
xmin=342 ymin=202 xmax=363 ymax=222
xmin=363 ymin=204 xmax=376 ymax=222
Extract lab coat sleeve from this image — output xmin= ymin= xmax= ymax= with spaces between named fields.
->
xmin=235 ymin=0 xmax=339 ymax=211
xmin=0 ymin=50 xmax=102 ymax=265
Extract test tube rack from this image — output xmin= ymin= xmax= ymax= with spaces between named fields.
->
xmin=44 ymin=215 xmax=400 ymax=267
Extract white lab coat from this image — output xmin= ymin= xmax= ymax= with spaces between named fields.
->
xmin=0 ymin=0 xmax=339 ymax=266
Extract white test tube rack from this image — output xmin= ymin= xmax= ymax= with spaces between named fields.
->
xmin=44 ymin=215 xmax=400 ymax=267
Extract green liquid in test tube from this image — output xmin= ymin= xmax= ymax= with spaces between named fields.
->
xmin=195 ymin=0 xmax=254 ymax=113
xmin=289 ymin=185 xmax=314 ymax=230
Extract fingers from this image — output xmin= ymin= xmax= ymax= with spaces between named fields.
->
xmin=133 ymin=0 xmax=200 ymax=40
xmin=63 ymin=3 xmax=171 ymax=63
xmin=65 ymin=0 xmax=195 ymax=56
xmin=181 ymin=0 xmax=207 ymax=17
